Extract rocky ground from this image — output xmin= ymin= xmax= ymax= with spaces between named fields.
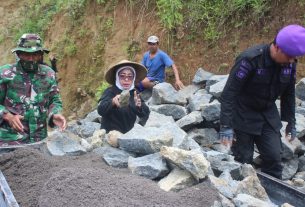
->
xmin=0 ymin=148 xmax=218 ymax=207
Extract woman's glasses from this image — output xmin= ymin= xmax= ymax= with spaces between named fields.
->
xmin=148 ymin=42 xmax=157 ymax=46
xmin=119 ymin=74 xmax=134 ymax=81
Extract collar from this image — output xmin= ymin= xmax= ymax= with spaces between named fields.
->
xmin=264 ymin=44 xmax=276 ymax=68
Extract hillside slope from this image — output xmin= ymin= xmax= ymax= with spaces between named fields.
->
xmin=1 ymin=0 xmax=305 ymax=117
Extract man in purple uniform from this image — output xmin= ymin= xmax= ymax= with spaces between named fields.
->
xmin=219 ymin=25 xmax=305 ymax=179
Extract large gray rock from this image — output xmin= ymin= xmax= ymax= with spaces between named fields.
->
xmin=118 ymin=124 xmax=173 ymax=155
xmin=208 ymin=78 xmax=227 ymax=98
xmin=187 ymin=128 xmax=218 ymax=147
xmin=205 ymin=150 xmax=241 ymax=179
xmin=299 ymin=155 xmax=305 ymax=172
xmin=161 ymin=123 xmax=188 ymax=150
xmin=294 ymin=171 xmax=305 ymax=180
xmin=296 ymin=78 xmax=305 ymax=101
xmin=83 ymin=109 xmax=101 ymax=123
xmin=119 ymin=90 xmax=130 ymax=107
xmin=236 ymin=176 xmax=270 ymax=201
xmin=296 ymin=106 xmax=305 ymax=117
xmin=206 ymin=75 xmax=229 ymax=91
xmin=240 ymin=164 xmax=257 ymax=179
xmin=158 ymin=168 xmax=197 ymax=192
xmin=151 ymin=82 xmax=187 ymax=105
xmin=201 ymin=100 xmax=221 ymax=122
xmin=233 ymin=194 xmax=277 ymax=207
xmin=208 ymin=173 xmax=238 ymax=199
xmin=192 ymin=68 xmax=214 ymax=84
xmin=282 ymin=158 xmax=299 ymax=180
xmin=87 ymin=129 xmax=105 ymax=149
xmin=281 ymin=134 xmax=303 ymax=160
xmin=92 ymin=146 xmax=135 ymax=168
xmin=187 ymin=89 xmax=212 ymax=112
xmin=128 ymin=153 xmax=169 ymax=179
xmin=150 ymin=104 xmax=187 ymax=120
xmin=47 ymin=131 xmax=86 ymax=156
xmin=66 ymin=120 xmax=101 ymax=138
xmin=186 ymin=137 xmax=202 ymax=150
xmin=160 ymin=146 xmax=210 ymax=180
xmin=295 ymin=113 xmax=305 ymax=138
xmin=176 ymin=111 xmax=203 ymax=130
xmin=177 ymin=84 xmax=201 ymax=100
xmin=145 ymin=111 xmax=175 ymax=127
xmin=211 ymin=194 xmax=234 ymax=207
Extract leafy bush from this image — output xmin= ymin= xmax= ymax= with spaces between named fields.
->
xmin=66 ymin=0 xmax=87 ymax=21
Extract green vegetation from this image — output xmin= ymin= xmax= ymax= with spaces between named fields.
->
xmin=10 ymin=0 xmax=105 ymax=41
xmin=95 ymin=81 xmax=109 ymax=101
xmin=0 ymin=33 xmax=4 ymax=44
xmin=127 ymin=40 xmax=141 ymax=61
xmin=12 ymin=0 xmax=59 ymax=40
xmin=96 ymin=0 xmax=107 ymax=4
xmin=64 ymin=39 xmax=77 ymax=56
xmin=156 ymin=0 xmax=183 ymax=31
xmin=183 ymin=0 xmax=269 ymax=43
xmin=151 ymin=0 xmax=270 ymax=43
xmin=66 ymin=0 xmax=87 ymax=22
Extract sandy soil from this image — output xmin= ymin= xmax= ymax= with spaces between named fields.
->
xmin=0 ymin=148 xmax=219 ymax=207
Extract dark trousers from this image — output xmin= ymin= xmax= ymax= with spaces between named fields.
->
xmin=231 ymin=123 xmax=283 ymax=179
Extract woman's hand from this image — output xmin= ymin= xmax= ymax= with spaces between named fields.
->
xmin=134 ymin=91 xmax=141 ymax=108
xmin=112 ymin=94 xmax=121 ymax=107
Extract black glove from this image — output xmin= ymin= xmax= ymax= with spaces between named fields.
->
xmin=285 ymin=123 xmax=296 ymax=142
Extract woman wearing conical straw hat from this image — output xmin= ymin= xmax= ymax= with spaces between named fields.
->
xmin=98 ymin=60 xmax=150 ymax=133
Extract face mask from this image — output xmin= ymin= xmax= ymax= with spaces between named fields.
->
xmin=19 ymin=59 xmax=39 ymax=72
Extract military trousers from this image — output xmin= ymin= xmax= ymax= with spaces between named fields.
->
xmin=231 ymin=122 xmax=283 ymax=179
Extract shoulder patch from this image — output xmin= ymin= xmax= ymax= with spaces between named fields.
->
xmin=235 ymin=59 xmax=253 ymax=81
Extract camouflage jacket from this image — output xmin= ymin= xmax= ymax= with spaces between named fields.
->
xmin=0 ymin=62 xmax=63 ymax=143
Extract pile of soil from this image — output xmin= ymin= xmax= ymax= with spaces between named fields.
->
xmin=0 ymin=148 xmax=219 ymax=207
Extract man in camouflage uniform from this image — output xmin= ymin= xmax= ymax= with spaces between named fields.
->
xmin=0 ymin=33 xmax=66 ymax=145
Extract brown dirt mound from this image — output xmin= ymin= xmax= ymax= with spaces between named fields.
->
xmin=0 ymin=148 xmax=219 ymax=207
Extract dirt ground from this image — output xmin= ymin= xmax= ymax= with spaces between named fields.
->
xmin=0 ymin=148 xmax=219 ymax=207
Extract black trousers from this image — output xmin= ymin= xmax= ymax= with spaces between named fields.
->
xmin=231 ymin=122 xmax=283 ymax=179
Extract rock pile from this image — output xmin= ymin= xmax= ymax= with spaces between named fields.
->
xmin=46 ymin=68 xmax=305 ymax=206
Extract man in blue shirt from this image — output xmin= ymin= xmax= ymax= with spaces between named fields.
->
xmin=138 ymin=35 xmax=184 ymax=91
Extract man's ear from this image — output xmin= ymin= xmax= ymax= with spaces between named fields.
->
xmin=273 ymin=44 xmax=282 ymax=55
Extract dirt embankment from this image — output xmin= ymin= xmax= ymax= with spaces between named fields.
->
xmin=1 ymin=0 xmax=305 ymax=117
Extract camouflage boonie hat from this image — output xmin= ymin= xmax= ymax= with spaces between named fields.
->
xmin=11 ymin=33 xmax=50 ymax=53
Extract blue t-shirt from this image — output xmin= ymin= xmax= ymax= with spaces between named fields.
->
xmin=141 ymin=49 xmax=174 ymax=82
